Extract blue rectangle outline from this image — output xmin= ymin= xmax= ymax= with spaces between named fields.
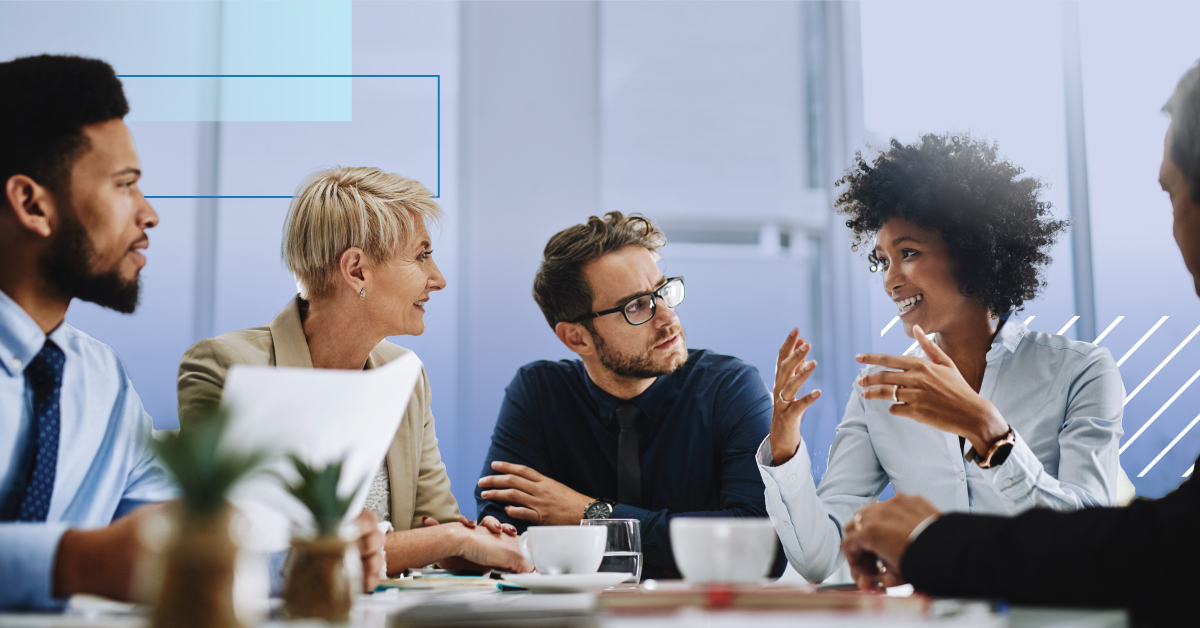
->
xmin=117 ymin=74 xmax=441 ymax=199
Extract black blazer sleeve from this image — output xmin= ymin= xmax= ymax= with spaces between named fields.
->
xmin=901 ymin=454 xmax=1200 ymax=627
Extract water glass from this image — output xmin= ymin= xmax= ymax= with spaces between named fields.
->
xmin=580 ymin=518 xmax=642 ymax=583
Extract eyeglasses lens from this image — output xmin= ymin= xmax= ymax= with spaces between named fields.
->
xmin=624 ymin=295 xmax=656 ymax=325
xmin=661 ymin=279 xmax=685 ymax=308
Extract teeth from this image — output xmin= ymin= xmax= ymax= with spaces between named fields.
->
xmin=895 ymin=294 xmax=923 ymax=312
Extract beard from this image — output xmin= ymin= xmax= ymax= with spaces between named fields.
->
xmin=39 ymin=200 xmax=141 ymax=314
xmin=592 ymin=325 xmax=687 ymax=379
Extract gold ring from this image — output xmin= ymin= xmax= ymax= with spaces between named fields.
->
xmin=850 ymin=512 xmax=863 ymax=531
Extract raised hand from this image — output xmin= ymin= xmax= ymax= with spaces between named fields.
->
xmin=841 ymin=494 xmax=941 ymax=593
xmin=768 ymin=328 xmax=822 ymax=465
xmin=855 ymin=324 xmax=1009 ymax=455
xmin=478 ymin=461 xmax=594 ymax=525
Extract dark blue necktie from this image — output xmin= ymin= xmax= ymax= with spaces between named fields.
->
xmin=15 ymin=340 xmax=65 ymax=522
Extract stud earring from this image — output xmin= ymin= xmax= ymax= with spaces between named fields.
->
xmin=359 ymin=288 xmax=366 ymax=299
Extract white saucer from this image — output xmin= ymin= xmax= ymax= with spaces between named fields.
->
xmin=502 ymin=572 xmax=633 ymax=593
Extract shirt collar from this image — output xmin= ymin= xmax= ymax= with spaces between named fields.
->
xmin=986 ymin=316 xmax=1027 ymax=363
xmin=0 ymin=289 xmax=50 ymax=377
xmin=587 ymin=368 xmax=675 ymax=428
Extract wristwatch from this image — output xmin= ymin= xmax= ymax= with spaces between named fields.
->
xmin=965 ymin=426 xmax=1016 ymax=469
xmin=584 ymin=499 xmax=615 ymax=519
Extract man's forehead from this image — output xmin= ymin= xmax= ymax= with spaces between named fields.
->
xmin=585 ymin=246 xmax=663 ymax=304
xmin=78 ymin=119 xmax=140 ymax=170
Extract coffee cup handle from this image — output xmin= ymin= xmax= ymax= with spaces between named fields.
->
xmin=518 ymin=532 xmax=533 ymax=564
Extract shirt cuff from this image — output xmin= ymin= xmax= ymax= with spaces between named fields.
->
xmin=907 ymin=513 xmax=941 ymax=545
xmin=756 ymin=436 xmax=813 ymax=495
xmin=980 ymin=429 xmax=1041 ymax=502
xmin=0 ymin=522 xmax=71 ymax=609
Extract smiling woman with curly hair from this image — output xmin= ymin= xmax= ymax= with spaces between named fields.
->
xmin=756 ymin=133 xmax=1124 ymax=584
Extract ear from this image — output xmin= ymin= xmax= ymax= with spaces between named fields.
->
xmin=338 ymin=247 xmax=368 ymax=294
xmin=555 ymin=321 xmax=594 ymax=357
xmin=4 ymin=174 xmax=56 ymax=238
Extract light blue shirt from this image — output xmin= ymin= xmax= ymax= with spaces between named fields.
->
xmin=0 ymin=290 xmax=176 ymax=608
xmin=758 ymin=320 xmax=1124 ymax=583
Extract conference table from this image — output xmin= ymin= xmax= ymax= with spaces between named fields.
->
xmin=0 ymin=585 xmax=1129 ymax=628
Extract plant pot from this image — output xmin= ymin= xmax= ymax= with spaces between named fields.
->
xmin=283 ymin=536 xmax=354 ymax=621
xmin=151 ymin=503 xmax=240 ymax=628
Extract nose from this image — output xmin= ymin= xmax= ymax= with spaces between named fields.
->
xmin=428 ymin=257 xmax=447 ymax=291
xmin=883 ymin=264 xmax=904 ymax=295
xmin=653 ymin=294 xmax=678 ymax=327
xmin=138 ymin=190 xmax=159 ymax=230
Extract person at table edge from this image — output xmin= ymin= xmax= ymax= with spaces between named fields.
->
xmin=475 ymin=211 xmax=787 ymax=580
xmin=0 ymin=54 xmax=383 ymax=609
xmin=759 ymin=133 xmax=1123 ymax=583
xmin=839 ymin=60 xmax=1200 ymax=628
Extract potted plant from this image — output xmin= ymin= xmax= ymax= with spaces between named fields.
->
xmin=281 ymin=455 xmax=359 ymax=621
xmin=150 ymin=406 xmax=265 ymax=628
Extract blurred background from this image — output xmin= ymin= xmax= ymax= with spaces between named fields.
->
xmin=3 ymin=0 xmax=1200 ymax=513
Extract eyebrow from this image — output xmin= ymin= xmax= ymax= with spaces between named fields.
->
xmin=111 ymin=168 xmax=141 ymax=178
xmin=874 ymin=235 xmax=922 ymax=253
xmin=611 ymin=275 xmax=668 ymax=308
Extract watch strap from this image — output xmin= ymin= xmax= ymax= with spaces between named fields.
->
xmin=964 ymin=426 xmax=1016 ymax=469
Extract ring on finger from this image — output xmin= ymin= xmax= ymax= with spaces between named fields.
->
xmin=850 ymin=512 xmax=863 ymax=531
xmin=892 ymin=385 xmax=902 ymax=404
xmin=778 ymin=390 xmax=796 ymax=404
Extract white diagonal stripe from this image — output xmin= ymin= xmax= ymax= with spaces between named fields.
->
xmin=1138 ymin=410 xmax=1200 ymax=477
xmin=1023 ymin=315 xmax=1036 ymax=327
xmin=1124 ymin=323 xmax=1200 ymax=405
xmin=880 ymin=316 xmax=900 ymax=337
xmin=1120 ymin=366 xmax=1200 ymax=453
xmin=1186 ymin=464 xmax=1194 ymax=478
xmin=1055 ymin=316 xmax=1080 ymax=336
xmin=1116 ymin=316 xmax=1169 ymax=367
xmin=1092 ymin=316 xmax=1124 ymax=344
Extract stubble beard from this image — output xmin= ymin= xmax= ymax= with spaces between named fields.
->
xmin=39 ymin=199 xmax=142 ymax=314
xmin=592 ymin=325 xmax=687 ymax=379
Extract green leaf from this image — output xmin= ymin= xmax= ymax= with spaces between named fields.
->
xmin=282 ymin=455 xmax=358 ymax=537
xmin=153 ymin=405 xmax=267 ymax=515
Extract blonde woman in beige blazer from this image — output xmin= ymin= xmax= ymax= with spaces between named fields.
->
xmin=178 ymin=167 xmax=529 ymax=575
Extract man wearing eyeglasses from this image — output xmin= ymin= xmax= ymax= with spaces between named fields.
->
xmin=476 ymin=212 xmax=785 ymax=579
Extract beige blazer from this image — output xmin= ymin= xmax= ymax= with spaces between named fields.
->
xmin=176 ymin=296 xmax=461 ymax=531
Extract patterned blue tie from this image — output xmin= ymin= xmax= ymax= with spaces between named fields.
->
xmin=16 ymin=340 xmax=65 ymax=522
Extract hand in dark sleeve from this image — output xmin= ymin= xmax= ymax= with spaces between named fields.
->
xmin=474 ymin=372 xmax=552 ymax=530
xmin=902 ymin=456 xmax=1200 ymax=626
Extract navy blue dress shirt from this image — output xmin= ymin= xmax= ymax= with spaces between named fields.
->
xmin=476 ymin=349 xmax=786 ymax=579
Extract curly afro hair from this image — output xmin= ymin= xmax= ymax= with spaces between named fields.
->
xmin=834 ymin=133 xmax=1068 ymax=316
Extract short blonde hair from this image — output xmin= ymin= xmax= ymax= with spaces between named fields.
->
xmin=282 ymin=166 xmax=441 ymax=299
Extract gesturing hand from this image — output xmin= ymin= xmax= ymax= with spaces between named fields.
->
xmin=841 ymin=494 xmax=941 ymax=593
xmin=856 ymin=324 xmax=1009 ymax=456
xmin=478 ymin=461 xmax=594 ymax=525
xmin=768 ymin=328 xmax=822 ymax=465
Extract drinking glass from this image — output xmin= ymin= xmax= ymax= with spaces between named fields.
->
xmin=580 ymin=518 xmax=642 ymax=583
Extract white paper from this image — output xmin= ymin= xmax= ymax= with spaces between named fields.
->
xmin=219 ymin=352 xmax=421 ymax=552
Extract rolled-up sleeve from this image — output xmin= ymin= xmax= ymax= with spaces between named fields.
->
xmin=0 ymin=522 xmax=70 ymax=608
xmin=981 ymin=345 xmax=1123 ymax=509
xmin=758 ymin=383 xmax=888 ymax=583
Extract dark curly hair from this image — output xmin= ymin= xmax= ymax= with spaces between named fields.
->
xmin=834 ymin=133 xmax=1068 ymax=316
xmin=0 ymin=54 xmax=129 ymax=201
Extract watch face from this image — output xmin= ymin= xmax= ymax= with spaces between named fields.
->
xmin=585 ymin=501 xmax=612 ymax=519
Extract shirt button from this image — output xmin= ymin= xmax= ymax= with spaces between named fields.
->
xmin=959 ymin=471 xmax=966 ymax=481
xmin=782 ymin=521 xmax=791 ymax=528
xmin=1003 ymin=478 xmax=1013 ymax=488
xmin=9 ymin=358 xmax=20 ymax=370
xmin=788 ymin=474 xmax=797 ymax=483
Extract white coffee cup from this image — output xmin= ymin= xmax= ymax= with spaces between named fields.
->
xmin=518 ymin=526 xmax=606 ymax=575
xmin=669 ymin=518 xmax=778 ymax=583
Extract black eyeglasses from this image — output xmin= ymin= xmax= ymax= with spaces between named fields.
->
xmin=571 ymin=277 xmax=686 ymax=326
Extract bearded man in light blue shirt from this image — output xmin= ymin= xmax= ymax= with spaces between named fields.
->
xmin=0 ymin=55 xmax=176 ymax=608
